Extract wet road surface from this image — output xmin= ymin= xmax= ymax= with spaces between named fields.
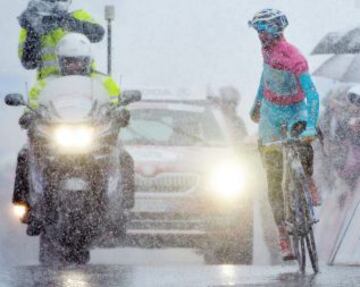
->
xmin=1 ymin=264 xmax=360 ymax=287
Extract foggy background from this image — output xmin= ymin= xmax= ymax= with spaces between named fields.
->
xmin=1 ymin=0 xmax=360 ymax=133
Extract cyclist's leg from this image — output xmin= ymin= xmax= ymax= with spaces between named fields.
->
xmin=298 ymin=142 xmax=321 ymax=206
xmin=260 ymin=147 xmax=295 ymax=260
xmin=260 ymin=147 xmax=284 ymax=226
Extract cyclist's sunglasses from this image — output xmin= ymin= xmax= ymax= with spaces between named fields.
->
xmin=248 ymin=20 xmax=269 ymax=33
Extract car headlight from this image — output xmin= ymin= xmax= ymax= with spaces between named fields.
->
xmin=208 ymin=161 xmax=247 ymax=199
xmin=54 ymin=125 xmax=94 ymax=151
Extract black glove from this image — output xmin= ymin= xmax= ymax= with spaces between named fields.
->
xmin=40 ymin=12 xmax=69 ymax=33
xmin=116 ymin=109 xmax=131 ymax=128
xmin=19 ymin=112 xmax=37 ymax=130
xmin=18 ymin=10 xmax=39 ymax=30
xmin=59 ymin=13 xmax=78 ymax=31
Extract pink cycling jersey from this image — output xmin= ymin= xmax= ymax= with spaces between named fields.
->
xmin=262 ymin=38 xmax=309 ymax=105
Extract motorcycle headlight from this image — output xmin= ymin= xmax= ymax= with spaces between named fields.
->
xmin=54 ymin=125 xmax=94 ymax=151
xmin=208 ymin=161 xmax=247 ymax=200
xmin=13 ymin=204 xmax=28 ymax=220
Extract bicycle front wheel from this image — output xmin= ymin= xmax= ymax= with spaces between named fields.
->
xmin=306 ymin=226 xmax=319 ymax=273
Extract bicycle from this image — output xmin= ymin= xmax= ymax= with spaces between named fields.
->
xmin=263 ymin=122 xmax=319 ymax=273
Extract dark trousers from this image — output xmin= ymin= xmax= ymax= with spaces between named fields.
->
xmin=260 ymin=142 xmax=314 ymax=226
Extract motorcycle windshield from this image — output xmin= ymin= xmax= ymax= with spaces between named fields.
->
xmin=37 ymin=75 xmax=111 ymax=122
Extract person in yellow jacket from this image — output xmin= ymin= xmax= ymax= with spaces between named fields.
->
xmin=28 ymin=33 xmax=120 ymax=107
xmin=18 ymin=0 xmax=104 ymax=79
xmin=14 ymin=34 xmax=136 ymax=236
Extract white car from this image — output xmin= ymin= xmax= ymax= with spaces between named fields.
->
xmin=122 ymin=91 xmax=259 ymax=264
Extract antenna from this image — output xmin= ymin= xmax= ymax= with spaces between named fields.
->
xmin=105 ymin=5 xmax=115 ymax=75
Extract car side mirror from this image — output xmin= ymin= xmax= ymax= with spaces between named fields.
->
xmin=120 ymin=90 xmax=142 ymax=106
xmin=4 ymin=94 xmax=26 ymax=107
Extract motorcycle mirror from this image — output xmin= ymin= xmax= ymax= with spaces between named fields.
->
xmin=4 ymin=94 xmax=26 ymax=107
xmin=19 ymin=112 xmax=35 ymax=130
xmin=120 ymin=90 xmax=142 ymax=106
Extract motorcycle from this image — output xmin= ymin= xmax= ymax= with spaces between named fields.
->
xmin=5 ymin=75 xmax=141 ymax=265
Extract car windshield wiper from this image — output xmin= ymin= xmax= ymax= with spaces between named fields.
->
xmin=126 ymin=127 xmax=157 ymax=145
xmin=152 ymin=119 xmax=207 ymax=145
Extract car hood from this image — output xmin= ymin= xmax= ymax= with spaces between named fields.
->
xmin=125 ymin=145 xmax=236 ymax=176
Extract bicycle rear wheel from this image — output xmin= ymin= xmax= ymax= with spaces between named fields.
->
xmin=292 ymin=235 xmax=306 ymax=273
xmin=306 ymin=227 xmax=319 ymax=273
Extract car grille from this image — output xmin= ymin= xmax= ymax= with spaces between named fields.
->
xmin=135 ymin=173 xmax=199 ymax=193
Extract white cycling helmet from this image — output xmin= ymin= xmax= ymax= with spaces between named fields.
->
xmin=56 ymin=33 xmax=92 ymax=75
xmin=248 ymin=8 xmax=288 ymax=36
xmin=28 ymin=0 xmax=72 ymax=15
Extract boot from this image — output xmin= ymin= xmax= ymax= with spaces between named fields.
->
xmin=278 ymin=225 xmax=296 ymax=261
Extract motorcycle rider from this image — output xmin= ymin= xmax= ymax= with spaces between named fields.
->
xmin=18 ymin=0 xmax=104 ymax=79
xmin=13 ymin=33 xmax=135 ymax=235
xmin=248 ymin=9 xmax=320 ymax=260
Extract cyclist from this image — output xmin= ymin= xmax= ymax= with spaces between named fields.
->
xmin=248 ymin=9 xmax=320 ymax=260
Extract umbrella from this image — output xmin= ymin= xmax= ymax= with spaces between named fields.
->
xmin=312 ymin=27 xmax=360 ymax=54
xmin=313 ymin=54 xmax=360 ymax=83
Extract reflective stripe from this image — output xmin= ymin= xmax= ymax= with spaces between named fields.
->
xmin=38 ymin=66 xmax=59 ymax=80
xmin=41 ymin=60 xmax=58 ymax=68
xmin=41 ymin=53 xmax=57 ymax=62
xmin=103 ymin=77 xmax=120 ymax=97
xmin=41 ymin=46 xmax=56 ymax=56
xmin=18 ymin=44 xmax=25 ymax=58
xmin=71 ymin=10 xmax=96 ymax=23
xmin=29 ymin=79 xmax=47 ymax=109
xmin=18 ymin=29 xmax=27 ymax=58
xmin=41 ymin=28 xmax=66 ymax=47
xmin=110 ymin=98 xmax=119 ymax=105
xmin=37 ymin=28 xmax=65 ymax=79
xmin=19 ymin=28 xmax=27 ymax=43
xmin=93 ymin=75 xmax=121 ymax=105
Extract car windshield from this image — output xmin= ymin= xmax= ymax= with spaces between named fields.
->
xmin=122 ymin=106 xmax=227 ymax=146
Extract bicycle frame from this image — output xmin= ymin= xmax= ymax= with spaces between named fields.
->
xmin=282 ymin=141 xmax=318 ymax=236
xmin=262 ymin=133 xmax=319 ymax=273
xmin=283 ymin=140 xmax=319 ymax=273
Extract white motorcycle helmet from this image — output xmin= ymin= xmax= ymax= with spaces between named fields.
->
xmin=27 ymin=0 xmax=72 ymax=15
xmin=44 ymin=0 xmax=72 ymax=12
xmin=56 ymin=33 xmax=92 ymax=76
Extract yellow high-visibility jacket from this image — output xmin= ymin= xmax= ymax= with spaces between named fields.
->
xmin=28 ymin=73 xmax=120 ymax=109
xmin=18 ymin=10 xmax=104 ymax=80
